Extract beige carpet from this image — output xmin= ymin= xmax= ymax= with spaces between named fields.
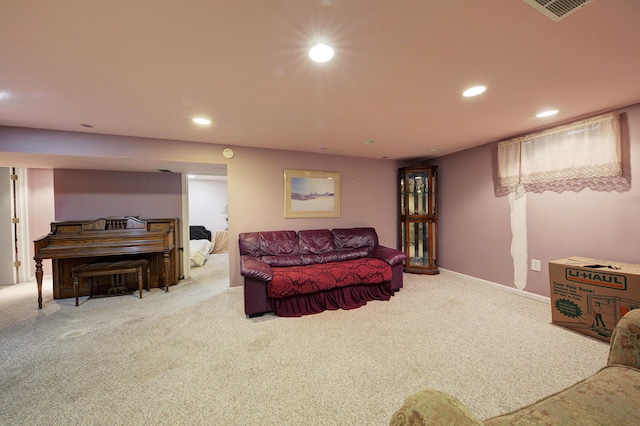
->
xmin=0 ymin=257 xmax=609 ymax=425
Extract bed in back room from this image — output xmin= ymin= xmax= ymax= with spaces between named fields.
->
xmin=189 ymin=225 xmax=213 ymax=267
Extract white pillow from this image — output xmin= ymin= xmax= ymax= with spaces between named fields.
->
xmin=189 ymin=239 xmax=213 ymax=267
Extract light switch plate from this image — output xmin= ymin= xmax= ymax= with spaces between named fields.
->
xmin=531 ymin=259 xmax=542 ymax=272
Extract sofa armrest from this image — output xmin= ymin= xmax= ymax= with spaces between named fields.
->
xmin=607 ymin=308 xmax=640 ymax=369
xmin=390 ymin=389 xmax=483 ymax=426
xmin=371 ymin=245 xmax=406 ymax=266
xmin=240 ymin=255 xmax=273 ymax=282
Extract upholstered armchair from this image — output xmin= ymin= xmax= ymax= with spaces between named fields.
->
xmin=390 ymin=308 xmax=640 ymax=425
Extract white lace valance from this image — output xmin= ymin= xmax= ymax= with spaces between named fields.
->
xmin=497 ymin=112 xmax=627 ymax=194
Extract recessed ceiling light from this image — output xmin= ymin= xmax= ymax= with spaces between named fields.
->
xmin=193 ymin=117 xmax=211 ymax=125
xmin=309 ymin=43 xmax=334 ymax=63
xmin=80 ymin=123 xmax=93 ymax=128
xmin=462 ymin=86 xmax=487 ymax=97
xmin=430 ymin=147 xmax=442 ymax=152
xmin=536 ymin=109 xmax=559 ymax=118
xmin=364 ymin=139 xmax=376 ymax=145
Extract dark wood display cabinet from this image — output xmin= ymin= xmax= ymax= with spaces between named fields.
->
xmin=398 ymin=165 xmax=439 ymax=274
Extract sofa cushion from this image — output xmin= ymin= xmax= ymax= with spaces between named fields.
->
xmin=298 ymin=229 xmax=338 ymax=264
xmin=336 ymin=247 xmax=370 ymax=261
xmin=332 ymin=227 xmax=378 ymax=253
xmin=267 ymin=258 xmax=392 ymax=298
xmin=261 ymin=254 xmax=302 ymax=267
xmin=300 ymin=252 xmax=339 ymax=265
xmin=298 ymin=229 xmax=336 ymax=254
xmin=239 ymin=231 xmax=298 ymax=257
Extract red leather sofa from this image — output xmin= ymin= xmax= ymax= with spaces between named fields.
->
xmin=239 ymin=227 xmax=406 ymax=317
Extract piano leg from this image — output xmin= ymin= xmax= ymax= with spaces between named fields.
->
xmin=73 ymin=276 xmax=80 ymax=306
xmin=137 ymin=268 xmax=143 ymax=299
xmin=163 ymin=251 xmax=170 ymax=292
xmin=35 ymin=259 xmax=43 ymax=309
xmin=146 ymin=265 xmax=150 ymax=292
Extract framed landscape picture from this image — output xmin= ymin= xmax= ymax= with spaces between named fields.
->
xmin=284 ymin=169 xmax=341 ymax=218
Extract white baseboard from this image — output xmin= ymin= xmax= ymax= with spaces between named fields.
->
xmin=228 ymin=286 xmax=242 ymax=294
xmin=439 ymin=268 xmax=550 ymax=304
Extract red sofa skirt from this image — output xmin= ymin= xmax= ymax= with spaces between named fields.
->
xmin=269 ymin=281 xmax=394 ymax=317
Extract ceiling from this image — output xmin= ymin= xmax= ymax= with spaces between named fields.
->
xmin=2 ymin=0 xmax=640 ymax=164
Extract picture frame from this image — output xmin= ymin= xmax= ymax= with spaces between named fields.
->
xmin=283 ymin=169 xmax=341 ymax=218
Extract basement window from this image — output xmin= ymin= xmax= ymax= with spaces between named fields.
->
xmin=497 ymin=112 xmax=627 ymax=195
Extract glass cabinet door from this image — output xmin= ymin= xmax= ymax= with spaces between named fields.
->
xmin=407 ymin=221 xmax=429 ymax=267
xmin=407 ymin=170 xmax=429 ymax=215
xmin=398 ymin=165 xmax=438 ymax=274
xmin=400 ymin=174 xmax=405 ymax=216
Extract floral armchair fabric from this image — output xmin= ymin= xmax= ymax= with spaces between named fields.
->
xmin=390 ymin=308 xmax=640 ymax=426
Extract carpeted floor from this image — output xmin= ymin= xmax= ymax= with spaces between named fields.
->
xmin=0 ymin=256 xmax=609 ymax=425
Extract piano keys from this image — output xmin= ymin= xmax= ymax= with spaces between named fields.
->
xmin=33 ymin=217 xmax=181 ymax=309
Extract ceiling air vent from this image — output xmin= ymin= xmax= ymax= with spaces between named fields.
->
xmin=522 ymin=0 xmax=596 ymax=22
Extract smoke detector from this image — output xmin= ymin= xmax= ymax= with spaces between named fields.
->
xmin=522 ymin=0 xmax=596 ymax=22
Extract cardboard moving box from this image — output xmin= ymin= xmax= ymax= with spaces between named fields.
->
xmin=549 ymin=257 xmax=640 ymax=342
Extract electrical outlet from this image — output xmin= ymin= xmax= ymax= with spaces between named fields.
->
xmin=531 ymin=259 xmax=541 ymax=272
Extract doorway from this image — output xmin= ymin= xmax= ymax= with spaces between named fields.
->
xmin=0 ymin=168 xmax=32 ymax=286
xmin=186 ymin=172 xmax=229 ymax=286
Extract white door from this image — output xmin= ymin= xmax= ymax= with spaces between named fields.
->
xmin=0 ymin=168 xmax=15 ymax=285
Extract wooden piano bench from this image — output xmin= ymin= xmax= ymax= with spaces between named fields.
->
xmin=71 ymin=259 xmax=150 ymax=307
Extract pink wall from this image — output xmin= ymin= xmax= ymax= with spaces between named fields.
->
xmin=47 ymin=154 xmax=398 ymax=289
xmin=525 ymin=105 xmax=640 ymax=295
xmin=0 ymin=128 xmax=399 ymax=288
xmin=432 ymin=103 xmax=640 ymax=297
xmin=429 ymin=144 xmax=515 ymax=288
xmin=188 ymin=178 xmax=228 ymax=233
xmin=226 ymin=147 xmax=398 ymax=287
xmin=53 ymin=169 xmax=182 ymax=220
xmin=10 ymin=104 xmax=638 ymax=296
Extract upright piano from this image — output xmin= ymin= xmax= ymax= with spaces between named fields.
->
xmin=33 ymin=217 xmax=181 ymax=309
